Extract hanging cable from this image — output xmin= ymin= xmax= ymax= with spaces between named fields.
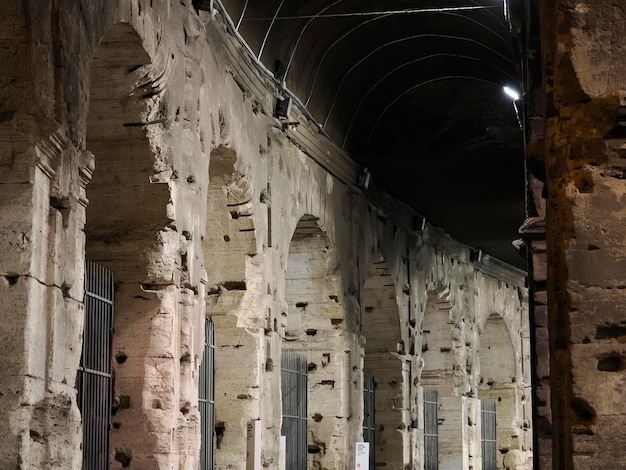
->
xmin=243 ymin=5 xmax=499 ymax=21
xmin=235 ymin=0 xmax=249 ymax=30
xmin=258 ymin=0 xmax=286 ymax=59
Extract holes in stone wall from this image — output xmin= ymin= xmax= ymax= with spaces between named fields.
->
xmin=221 ymin=281 xmax=246 ymax=291
xmin=115 ymin=352 xmax=127 ymax=365
xmin=597 ymin=352 xmax=624 ymax=371
xmin=215 ymin=422 xmax=225 ymax=449
xmin=595 ymin=322 xmax=626 ymax=340
xmin=571 ymin=396 xmax=596 ymax=424
xmin=114 ymin=450 xmax=132 ymax=467
xmin=308 ymin=444 xmax=322 ymax=454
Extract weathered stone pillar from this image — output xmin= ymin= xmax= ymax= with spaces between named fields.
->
xmin=438 ymin=396 xmax=481 ymax=470
xmin=521 ymin=218 xmax=551 ymax=469
xmin=0 ymin=124 xmax=85 ymax=469
xmin=540 ymin=2 xmax=626 ymax=467
xmin=211 ymin=314 xmax=265 ymax=469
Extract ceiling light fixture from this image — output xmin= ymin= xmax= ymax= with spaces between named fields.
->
xmin=502 ymin=86 xmax=524 ymax=130
xmin=503 ymin=86 xmax=520 ymax=101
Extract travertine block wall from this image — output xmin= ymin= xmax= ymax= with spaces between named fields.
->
xmin=535 ymin=2 xmax=626 ymax=468
xmin=0 ymin=1 xmax=531 ymax=469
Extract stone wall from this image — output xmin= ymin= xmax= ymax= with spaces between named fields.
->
xmin=534 ymin=1 xmax=626 ymax=468
xmin=0 ymin=1 xmax=532 ymax=469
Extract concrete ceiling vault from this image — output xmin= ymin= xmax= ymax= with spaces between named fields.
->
xmin=217 ymin=0 xmax=527 ymax=269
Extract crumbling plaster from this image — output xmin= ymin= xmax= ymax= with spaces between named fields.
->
xmin=0 ymin=1 xmax=531 ymax=469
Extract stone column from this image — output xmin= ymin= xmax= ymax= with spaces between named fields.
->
xmin=438 ymin=396 xmax=481 ymax=470
xmin=521 ymin=219 xmax=551 ymax=469
xmin=0 ymin=125 xmax=86 ymax=469
xmin=540 ymin=2 xmax=626 ymax=467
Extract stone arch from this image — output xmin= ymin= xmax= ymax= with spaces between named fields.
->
xmin=203 ymin=145 xmax=257 ymax=289
xmin=420 ymin=289 xmax=463 ymax=470
xmin=361 ymin=257 xmax=405 ymax=469
xmin=478 ymin=313 xmax=520 ymax=468
xmin=84 ymin=23 xmax=175 ymax=468
xmin=283 ymin=214 xmax=347 ymax=469
xmin=202 ymin=144 xmax=260 ymax=467
xmin=420 ymin=290 xmax=456 ymax=396
xmin=85 ymin=23 xmax=169 ymax=267
xmin=284 ymin=214 xmax=343 ymax=336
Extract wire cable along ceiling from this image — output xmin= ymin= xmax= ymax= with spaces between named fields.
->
xmin=213 ymin=0 xmax=527 ymax=269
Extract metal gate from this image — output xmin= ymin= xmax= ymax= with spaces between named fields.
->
xmin=424 ymin=389 xmax=439 ymax=470
xmin=481 ymin=400 xmax=497 ymax=470
xmin=363 ymin=375 xmax=376 ymax=468
xmin=77 ymin=260 xmax=114 ymax=470
xmin=199 ymin=318 xmax=216 ymax=469
xmin=281 ymin=350 xmax=308 ymax=470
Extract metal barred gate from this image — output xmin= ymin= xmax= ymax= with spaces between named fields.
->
xmin=363 ymin=375 xmax=376 ymax=468
xmin=281 ymin=350 xmax=308 ymax=470
xmin=481 ymin=400 xmax=497 ymax=470
xmin=424 ymin=389 xmax=439 ymax=470
xmin=77 ymin=260 xmax=114 ymax=470
xmin=199 ymin=318 xmax=216 ymax=469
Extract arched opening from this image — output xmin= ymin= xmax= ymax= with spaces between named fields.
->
xmin=204 ymin=145 xmax=256 ymax=288
xmin=478 ymin=313 xmax=518 ymax=469
xmin=84 ymin=23 xmax=171 ymax=468
xmin=361 ymin=257 xmax=405 ymax=468
xmin=203 ymin=144 xmax=258 ymax=467
xmin=421 ymin=291 xmax=456 ymax=395
xmin=283 ymin=214 xmax=346 ymax=469
xmin=420 ymin=290 xmax=456 ymax=470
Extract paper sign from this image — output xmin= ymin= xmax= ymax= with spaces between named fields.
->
xmin=355 ymin=442 xmax=370 ymax=470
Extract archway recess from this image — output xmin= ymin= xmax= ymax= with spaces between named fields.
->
xmin=283 ymin=214 xmax=347 ymax=469
xmin=421 ymin=291 xmax=456 ymax=396
xmin=420 ymin=290 xmax=459 ymax=470
xmin=361 ymin=257 xmax=405 ymax=469
xmin=203 ymin=144 xmax=261 ymax=467
xmin=84 ymin=23 xmax=173 ymax=468
xmin=478 ymin=313 xmax=520 ymax=469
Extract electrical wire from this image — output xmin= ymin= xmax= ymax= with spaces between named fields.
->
xmin=243 ymin=5 xmax=499 ymax=21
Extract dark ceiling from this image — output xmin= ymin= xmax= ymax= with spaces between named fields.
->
xmin=217 ymin=0 xmax=526 ymax=269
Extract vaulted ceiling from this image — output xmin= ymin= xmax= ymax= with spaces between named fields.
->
xmin=217 ymin=0 xmax=526 ymax=269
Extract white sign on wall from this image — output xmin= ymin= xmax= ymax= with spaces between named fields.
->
xmin=279 ymin=435 xmax=286 ymax=470
xmin=246 ymin=420 xmax=262 ymax=470
xmin=355 ymin=442 xmax=370 ymax=470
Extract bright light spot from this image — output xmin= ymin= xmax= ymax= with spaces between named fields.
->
xmin=503 ymin=86 xmax=520 ymax=101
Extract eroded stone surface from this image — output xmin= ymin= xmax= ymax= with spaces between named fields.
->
xmin=0 ymin=2 xmax=532 ymax=469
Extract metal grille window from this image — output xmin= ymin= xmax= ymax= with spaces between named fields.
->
xmin=363 ymin=375 xmax=376 ymax=468
xmin=199 ymin=318 xmax=216 ymax=469
xmin=281 ymin=350 xmax=308 ymax=470
xmin=424 ymin=389 xmax=439 ymax=470
xmin=481 ymin=400 xmax=497 ymax=470
xmin=77 ymin=260 xmax=114 ymax=470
